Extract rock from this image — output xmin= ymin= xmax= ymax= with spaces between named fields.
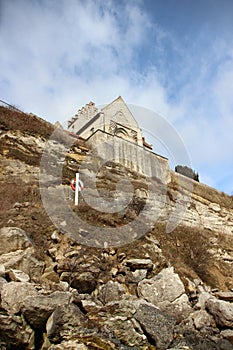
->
xmin=97 ymin=281 xmax=126 ymax=304
xmin=191 ymin=310 xmax=215 ymax=330
xmin=48 ymin=341 xmax=88 ymax=349
xmin=209 ymin=203 xmax=221 ymax=212
xmin=0 ymin=227 xmax=32 ymax=254
xmin=215 ymin=291 xmax=233 ymax=302
xmin=125 ymin=258 xmax=153 ymax=270
xmin=206 ymin=297 xmax=233 ymax=328
xmin=46 ymin=304 xmax=95 ymax=343
xmin=110 ymin=267 xmax=118 ymax=277
xmin=48 ymin=247 xmax=57 ymax=259
xmin=0 ymin=277 xmax=7 ymax=299
xmin=126 ymin=269 xmax=147 ymax=283
xmin=138 ymin=267 xmax=185 ymax=305
xmin=81 ymin=300 xmax=102 ymax=314
xmin=222 ymin=253 xmax=233 ymax=262
xmin=185 ymin=277 xmax=196 ymax=294
xmin=134 ymin=301 xmax=176 ymax=350
xmin=41 ymin=264 xmax=59 ymax=283
xmin=70 ymin=272 xmax=97 ymax=294
xmin=0 ymin=311 xmax=35 ymax=349
xmin=88 ymin=300 xmax=147 ymax=347
xmin=51 ymin=231 xmax=60 ymax=243
xmin=60 ymin=271 xmax=71 ymax=284
xmin=1 ymin=282 xmax=37 ymax=314
xmin=221 ymin=329 xmax=233 ymax=343
xmin=159 ymin=294 xmax=193 ymax=322
xmin=21 ymin=291 xmax=73 ymax=329
xmin=194 ymin=291 xmax=212 ymax=310
xmin=0 ymin=247 xmax=45 ymax=279
xmin=8 ymin=269 xmax=30 ymax=282
xmin=0 ymin=264 xmax=5 ymax=277
xmin=57 ymin=281 xmax=70 ymax=292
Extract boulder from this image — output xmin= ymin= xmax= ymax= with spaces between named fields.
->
xmin=138 ymin=267 xmax=185 ymax=305
xmin=191 ymin=310 xmax=215 ymax=330
xmin=134 ymin=301 xmax=176 ymax=350
xmin=0 ymin=312 xmax=34 ymax=349
xmin=125 ymin=258 xmax=153 ymax=271
xmin=70 ymin=272 xmax=97 ymax=294
xmin=1 ymin=281 xmax=37 ymax=314
xmin=41 ymin=264 xmax=59 ymax=283
xmin=159 ymin=293 xmax=193 ymax=322
xmin=221 ymin=329 xmax=233 ymax=343
xmin=97 ymin=281 xmax=126 ymax=304
xmin=215 ymin=291 xmax=233 ymax=302
xmin=88 ymin=300 xmax=147 ymax=347
xmin=0 ymin=247 xmax=45 ymax=279
xmin=194 ymin=291 xmax=212 ymax=310
xmin=9 ymin=269 xmax=30 ymax=282
xmin=126 ymin=269 xmax=147 ymax=283
xmin=0 ymin=264 xmax=5 ymax=277
xmin=46 ymin=304 xmax=96 ymax=343
xmin=21 ymin=291 xmax=73 ymax=329
xmin=206 ymin=297 xmax=233 ymax=328
xmin=0 ymin=227 xmax=32 ymax=254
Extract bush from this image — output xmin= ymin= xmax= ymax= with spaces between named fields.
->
xmin=175 ymin=165 xmax=199 ymax=182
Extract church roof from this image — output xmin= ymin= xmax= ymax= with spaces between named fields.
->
xmin=75 ymin=112 xmax=101 ymax=135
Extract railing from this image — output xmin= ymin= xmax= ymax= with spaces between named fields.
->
xmin=0 ymin=99 xmax=24 ymax=113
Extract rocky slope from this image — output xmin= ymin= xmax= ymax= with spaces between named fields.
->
xmin=0 ymin=106 xmax=233 ymax=350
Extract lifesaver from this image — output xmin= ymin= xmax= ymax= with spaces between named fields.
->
xmin=70 ymin=178 xmax=84 ymax=192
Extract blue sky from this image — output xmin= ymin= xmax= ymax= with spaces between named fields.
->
xmin=1 ymin=0 xmax=233 ymax=194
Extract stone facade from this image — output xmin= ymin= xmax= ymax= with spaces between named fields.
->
xmin=67 ymin=96 xmax=163 ymax=179
xmin=67 ymin=96 xmax=144 ymax=147
xmin=85 ymin=129 xmax=171 ymax=183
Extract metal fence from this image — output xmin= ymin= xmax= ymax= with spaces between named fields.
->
xmin=0 ymin=99 xmax=24 ymax=113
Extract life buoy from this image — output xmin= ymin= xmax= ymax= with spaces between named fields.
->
xmin=70 ymin=178 xmax=84 ymax=192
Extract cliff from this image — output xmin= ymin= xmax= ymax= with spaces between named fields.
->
xmin=0 ymin=106 xmax=233 ymax=350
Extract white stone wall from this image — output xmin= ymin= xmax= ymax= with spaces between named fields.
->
xmin=86 ymin=130 xmax=170 ymax=184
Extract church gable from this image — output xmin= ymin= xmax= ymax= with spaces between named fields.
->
xmin=102 ymin=96 xmax=139 ymax=130
xmin=67 ymin=96 xmax=149 ymax=148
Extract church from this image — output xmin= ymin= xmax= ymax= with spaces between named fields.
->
xmin=67 ymin=96 xmax=152 ymax=150
xmin=67 ymin=96 xmax=170 ymax=182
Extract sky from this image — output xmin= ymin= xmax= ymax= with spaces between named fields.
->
xmin=1 ymin=0 xmax=233 ymax=194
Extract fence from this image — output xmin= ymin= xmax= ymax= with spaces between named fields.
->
xmin=0 ymin=99 xmax=24 ymax=113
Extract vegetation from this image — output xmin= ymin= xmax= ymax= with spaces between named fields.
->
xmin=175 ymin=165 xmax=199 ymax=182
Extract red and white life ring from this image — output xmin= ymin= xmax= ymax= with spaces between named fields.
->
xmin=70 ymin=178 xmax=84 ymax=192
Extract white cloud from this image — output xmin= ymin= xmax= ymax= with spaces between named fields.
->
xmin=1 ymin=0 xmax=233 ymax=193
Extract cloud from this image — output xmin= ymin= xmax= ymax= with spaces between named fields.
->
xmin=1 ymin=0 xmax=233 ymax=193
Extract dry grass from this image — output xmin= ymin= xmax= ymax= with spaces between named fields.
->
xmin=170 ymin=171 xmax=233 ymax=208
xmin=0 ymin=106 xmax=54 ymax=139
xmin=152 ymin=222 xmax=233 ymax=290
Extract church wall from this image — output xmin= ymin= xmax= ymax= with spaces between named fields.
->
xmin=85 ymin=129 xmax=171 ymax=184
xmin=67 ymin=102 xmax=98 ymax=134
xmin=77 ymin=113 xmax=105 ymax=139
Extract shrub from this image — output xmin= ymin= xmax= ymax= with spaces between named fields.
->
xmin=175 ymin=165 xmax=199 ymax=182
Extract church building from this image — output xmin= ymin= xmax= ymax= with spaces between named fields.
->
xmin=67 ymin=96 xmax=152 ymax=150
